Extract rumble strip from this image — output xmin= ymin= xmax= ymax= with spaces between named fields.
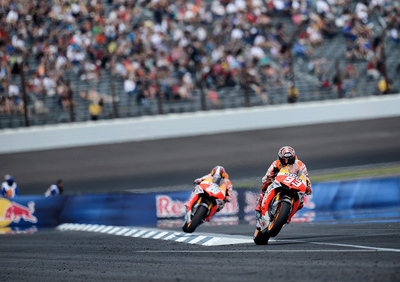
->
xmin=57 ymin=223 xmax=253 ymax=246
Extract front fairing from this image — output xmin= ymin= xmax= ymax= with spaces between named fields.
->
xmin=199 ymin=181 xmax=226 ymax=200
xmin=185 ymin=181 xmax=225 ymax=222
xmin=274 ymin=165 xmax=307 ymax=193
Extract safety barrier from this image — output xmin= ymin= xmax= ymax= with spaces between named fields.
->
xmin=1 ymin=176 xmax=399 ymax=233
xmin=1 ymin=94 xmax=400 ymax=154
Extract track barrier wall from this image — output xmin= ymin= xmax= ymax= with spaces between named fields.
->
xmin=1 ymin=94 xmax=400 ymax=154
xmin=1 ymin=177 xmax=399 ymax=233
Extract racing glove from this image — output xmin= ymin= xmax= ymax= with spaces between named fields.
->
xmin=193 ymin=178 xmax=202 ymax=185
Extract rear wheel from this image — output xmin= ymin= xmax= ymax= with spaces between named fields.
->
xmin=267 ymin=201 xmax=291 ymax=237
xmin=182 ymin=205 xmax=208 ymax=233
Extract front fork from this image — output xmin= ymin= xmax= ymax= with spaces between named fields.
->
xmin=260 ymin=192 xmax=296 ymax=232
xmin=185 ymin=196 xmax=213 ymax=223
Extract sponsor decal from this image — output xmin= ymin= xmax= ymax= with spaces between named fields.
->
xmin=0 ymin=198 xmax=38 ymax=228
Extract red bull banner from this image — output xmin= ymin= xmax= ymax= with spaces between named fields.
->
xmin=0 ymin=196 xmax=65 ymax=234
xmin=1 ymin=177 xmax=399 ymax=232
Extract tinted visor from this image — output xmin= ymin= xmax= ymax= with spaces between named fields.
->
xmin=280 ymin=157 xmax=296 ymax=165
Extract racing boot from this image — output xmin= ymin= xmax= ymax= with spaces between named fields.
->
xmin=255 ymin=192 xmax=264 ymax=229
xmin=255 ymin=211 xmax=262 ymax=229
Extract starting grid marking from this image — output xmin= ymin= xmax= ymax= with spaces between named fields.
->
xmin=56 ymin=223 xmax=254 ymax=246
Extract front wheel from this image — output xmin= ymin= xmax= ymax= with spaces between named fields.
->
xmin=253 ymin=228 xmax=270 ymax=245
xmin=182 ymin=205 xmax=208 ymax=233
xmin=267 ymin=201 xmax=291 ymax=237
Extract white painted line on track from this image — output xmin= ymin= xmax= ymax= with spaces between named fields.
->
xmin=86 ymin=224 xmax=99 ymax=231
xmin=115 ymin=227 xmax=130 ymax=235
xmin=142 ymin=231 xmax=157 ymax=238
xmin=153 ymin=231 xmax=169 ymax=239
xmin=108 ymin=227 xmax=122 ymax=234
xmin=187 ymin=235 xmax=207 ymax=244
xmin=136 ymin=250 xmax=375 ymax=253
xmin=56 ymin=223 xmax=253 ymax=246
xmin=306 ymin=240 xmax=400 ymax=252
xmin=100 ymin=226 xmax=114 ymax=233
xmin=123 ymin=229 xmax=139 ymax=236
xmin=175 ymin=234 xmax=192 ymax=242
xmin=131 ymin=230 xmax=148 ymax=237
xmin=57 ymin=223 xmax=400 ymax=251
xmin=203 ymin=237 xmax=223 ymax=246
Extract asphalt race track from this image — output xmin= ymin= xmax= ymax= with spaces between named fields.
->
xmin=2 ymin=116 xmax=400 ymax=195
xmin=1 ymin=116 xmax=400 ymax=281
xmin=1 ymin=222 xmax=399 ymax=281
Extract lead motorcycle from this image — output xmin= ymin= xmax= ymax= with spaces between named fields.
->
xmin=253 ymin=165 xmax=308 ymax=245
xmin=182 ymin=180 xmax=226 ymax=233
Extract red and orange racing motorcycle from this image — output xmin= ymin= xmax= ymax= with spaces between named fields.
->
xmin=253 ymin=165 xmax=308 ymax=245
xmin=182 ymin=180 xmax=226 ymax=233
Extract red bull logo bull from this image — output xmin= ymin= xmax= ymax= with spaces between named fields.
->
xmin=0 ymin=198 xmax=38 ymax=228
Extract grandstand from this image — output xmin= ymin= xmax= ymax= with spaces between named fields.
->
xmin=0 ymin=0 xmax=399 ymax=129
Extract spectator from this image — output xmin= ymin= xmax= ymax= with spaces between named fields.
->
xmin=124 ymin=75 xmax=136 ymax=98
xmin=366 ymin=57 xmax=380 ymax=80
xmin=208 ymin=88 xmax=221 ymax=109
xmin=288 ymin=84 xmax=299 ymax=103
xmin=89 ymin=99 xmax=103 ymax=121
xmin=44 ymin=180 xmax=64 ymax=197
xmin=0 ymin=95 xmax=12 ymax=115
xmin=1 ymin=175 xmax=19 ymax=198
xmin=33 ymin=97 xmax=50 ymax=116
xmin=377 ymin=78 xmax=392 ymax=95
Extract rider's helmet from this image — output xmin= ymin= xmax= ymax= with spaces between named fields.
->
xmin=5 ymin=175 xmax=14 ymax=185
xmin=278 ymin=146 xmax=296 ymax=165
xmin=211 ymin=166 xmax=226 ymax=185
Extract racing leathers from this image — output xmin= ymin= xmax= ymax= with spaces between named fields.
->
xmin=185 ymin=172 xmax=233 ymax=221
xmin=255 ymin=158 xmax=312 ymax=224
xmin=1 ymin=180 xmax=19 ymax=198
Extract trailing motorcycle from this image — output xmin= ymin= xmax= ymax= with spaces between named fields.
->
xmin=253 ymin=165 xmax=308 ymax=245
xmin=182 ymin=180 xmax=226 ymax=233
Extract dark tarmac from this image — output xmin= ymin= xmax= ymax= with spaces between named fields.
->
xmin=2 ymin=116 xmax=400 ymax=195
xmin=0 ymin=116 xmax=399 ymax=281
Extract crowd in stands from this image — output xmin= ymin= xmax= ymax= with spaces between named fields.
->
xmin=0 ymin=0 xmax=399 ymax=123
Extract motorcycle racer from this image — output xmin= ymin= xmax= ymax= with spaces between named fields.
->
xmin=44 ymin=179 xmax=64 ymax=197
xmin=255 ymin=146 xmax=312 ymax=226
xmin=186 ymin=165 xmax=233 ymax=220
xmin=1 ymin=174 xmax=19 ymax=198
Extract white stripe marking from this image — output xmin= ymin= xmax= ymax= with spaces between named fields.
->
xmin=175 ymin=234 xmax=192 ymax=242
xmin=92 ymin=225 xmax=107 ymax=232
xmin=142 ymin=231 xmax=157 ymax=238
xmin=302 ymin=240 xmax=400 ymax=253
xmin=187 ymin=235 xmax=207 ymax=244
xmin=86 ymin=224 xmax=99 ymax=231
xmin=136 ymin=250 xmax=377 ymax=253
xmin=115 ymin=228 xmax=130 ymax=235
xmin=100 ymin=226 xmax=114 ymax=233
xmin=132 ymin=230 xmax=148 ymax=237
xmin=202 ymin=237 xmax=222 ymax=246
xmin=163 ymin=233 xmax=177 ymax=240
xmin=153 ymin=231 xmax=169 ymax=239
xmin=123 ymin=229 xmax=139 ymax=236
xmin=81 ymin=224 xmax=94 ymax=231
xmin=107 ymin=227 xmax=121 ymax=234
